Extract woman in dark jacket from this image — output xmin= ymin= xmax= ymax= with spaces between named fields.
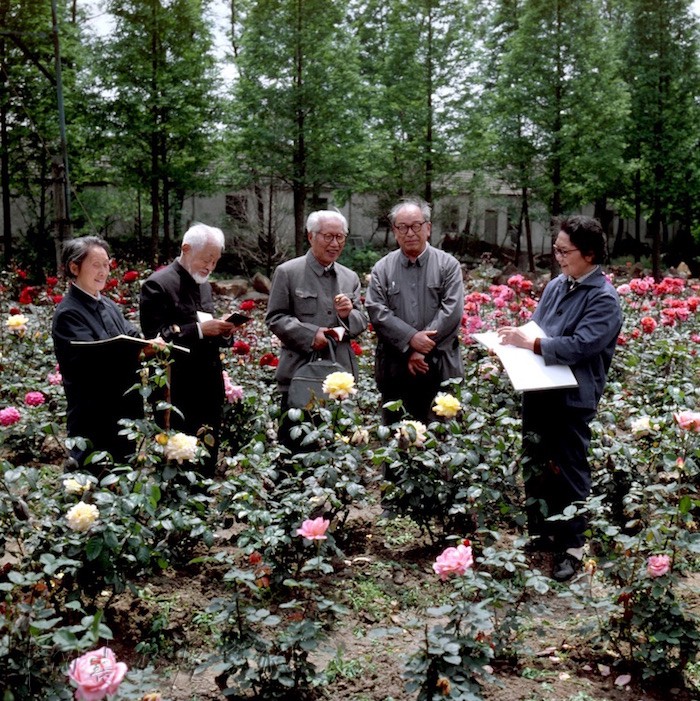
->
xmin=52 ymin=237 xmax=144 ymax=469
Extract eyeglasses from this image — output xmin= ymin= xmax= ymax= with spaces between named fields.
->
xmin=393 ymin=221 xmax=427 ymax=234
xmin=553 ymin=246 xmax=579 ymax=258
xmin=316 ymin=232 xmax=347 ymax=244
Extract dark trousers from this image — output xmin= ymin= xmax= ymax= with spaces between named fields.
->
xmin=378 ymin=354 xmax=441 ymax=425
xmin=521 ymin=393 xmax=596 ymax=549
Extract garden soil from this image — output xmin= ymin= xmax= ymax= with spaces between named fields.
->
xmin=105 ymin=502 xmax=698 ymax=701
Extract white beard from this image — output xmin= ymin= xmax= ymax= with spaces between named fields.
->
xmin=191 ymin=271 xmax=210 ymax=284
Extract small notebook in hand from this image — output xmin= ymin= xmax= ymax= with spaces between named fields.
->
xmin=197 ymin=311 xmax=251 ymax=326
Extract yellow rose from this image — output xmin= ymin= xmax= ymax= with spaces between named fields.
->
xmin=395 ymin=420 xmax=427 ymax=448
xmin=163 ymin=432 xmax=198 ymax=463
xmin=322 ymin=371 xmax=356 ymax=400
xmin=6 ymin=314 xmax=29 ymax=335
xmin=350 ymin=428 xmax=370 ymax=445
xmin=63 ymin=478 xmax=91 ymax=495
xmin=66 ymin=502 xmax=99 ymax=532
xmin=432 ymin=393 xmax=461 ymax=419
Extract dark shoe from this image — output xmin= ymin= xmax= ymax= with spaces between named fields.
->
xmin=523 ymin=536 xmax=556 ymax=553
xmin=552 ymin=552 xmax=582 ymax=582
xmin=62 ymin=457 xmax=80 ymax=473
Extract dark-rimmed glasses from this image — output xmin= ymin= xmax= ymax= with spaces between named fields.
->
xmin=553 ymin=246 xmax=579 ymax=258
xmin=393 ymin=221 xmax=427 ymax=234
xmin=316 ymin=232 xmax=348 ymax=244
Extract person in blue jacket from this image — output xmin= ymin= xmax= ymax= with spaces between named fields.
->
xmin=498 ymin=215 xmax=622 ymax=582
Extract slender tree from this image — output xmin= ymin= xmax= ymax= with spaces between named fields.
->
xmin=0 ymin=0 xmax=82 ymax=269
xmin=228 ymin=0 xmax=367 ymax=256
xmin=93 ymin=0 xmax=222 ymax=263
xmin=480 ymin=0 xmax=629 ymax=270
xmin=351 ymin=0 xmax=478 ymax=215
xmin=620 ymin=0 xmax=700 ymax=277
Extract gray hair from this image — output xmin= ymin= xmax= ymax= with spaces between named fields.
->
xmin=306 ymin=210 xmax=348 ymax=235
xmin=182 ymin=223 xmax=225 ymax=252
xmin=389 ymin=197 xmax=432 ymax=225
xmin=62 ymin=236 xmax=110 ymax=279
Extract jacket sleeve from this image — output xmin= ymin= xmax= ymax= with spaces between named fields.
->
xmin=265 ymin=265 xmax=318 ymax=353
xmin=339 ymin=272 xmax=368 ymax=339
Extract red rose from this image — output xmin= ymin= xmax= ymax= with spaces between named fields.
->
xmin=18 ymin=287 xmax=34 ymax=305
xmin=249 ymin=551 xmax=263 ymax=565
xmin=110 ymin=259 xmax=118 ymax=270
xmin=640 ymin=316 xmax=657 ymax=334
xmin=259 ymin=352 xmax=279 ymax=367
xmin=45 ymin=276 xmax=58 ymax=287
xmin=9 ymin=306 xmax=20 ymax=315
xmin=233 ymin=340 xmax=251 ymax=355
xmin=51 ymin=294 xmax=63 ymax=304
xmin=104 ymin=278 xmax=119 ymax=291
xmin=122 ymin=270 xmax=139 ymax=283
xmin=351 ymin=340 xmax=363 ymax=356
xmin=16 ymin=269 xmax=27 ymax=280
xmin=240 ymin=299 xmax=255 ymax=311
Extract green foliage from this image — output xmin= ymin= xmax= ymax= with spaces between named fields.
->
xmin=2 ymin=262 xmax=700 ymax=700
xmin=338 ymin=245 xmax=384 ymax=277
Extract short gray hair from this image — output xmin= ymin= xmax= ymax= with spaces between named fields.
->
xmin=306 ymin=210 xmax=348 ymax=235
xmin=182 ymin=223 xmax=225 ymax=252
xmin=62 ymin=236 xmax=110 ymax=279
xmin=389 ymin=197 xmax=432 ymax=225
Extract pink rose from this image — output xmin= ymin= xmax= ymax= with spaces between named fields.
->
xmin=0 ymin=407 xmax=21 ymax=427
xmin=673 ymin=411 xmax=700 ymax=433
xmin=67 ymin=646 xmax=128 ymax=701
xmin=647 ymin=554 xmax=671 ymax=578
xmin=24 ymin=391 xmax=45 ymax=407
xmin=296 ymin=517 xmax=330 ymax=540
xmin=433 ymin=542 xmax=474 ymax=581
xmin=48 ymin=369 xmax=63 ymax=385
xmin=222 ymin=370 xmax=244 ymax=403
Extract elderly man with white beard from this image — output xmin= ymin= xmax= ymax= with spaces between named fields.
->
xmin=140 ymin=223 xmax=235 ymax=474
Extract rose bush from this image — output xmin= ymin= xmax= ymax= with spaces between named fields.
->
xmin=0 ymin=262 xmax=699 ymax=699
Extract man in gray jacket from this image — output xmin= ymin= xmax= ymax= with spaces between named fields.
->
xmin=366 ymin=197 xmax=464 ymax=424
xmin=265 ymin=210 xmax=367 ymax=447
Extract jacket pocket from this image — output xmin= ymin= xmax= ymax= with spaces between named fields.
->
xmin=294 ymin=289 xmax=318 ymax=317
xmin=387 ymin=285 xmax=401 ymax=311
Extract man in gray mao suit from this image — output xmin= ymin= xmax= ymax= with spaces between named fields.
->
xmin=265 ymin=210 xmax=367 ymax=447
xmin=365 ymin=197 xmax=464 ymax=424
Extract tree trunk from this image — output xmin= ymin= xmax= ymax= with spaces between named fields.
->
xmin=0 ymin=26 xmax=11 ymax=265
xmin=522 ymin=188 xmax=534 ymax=273
xmin=424 ymin=1 xmax=433 ymax=205
xmin=292 ymin=0 xmax=306 ymax=256
xmin=634 ymin=169 xmax=641 ymax=262
xmin=149 ymin=0 xmax=160 ymax=265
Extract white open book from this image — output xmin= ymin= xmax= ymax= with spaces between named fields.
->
xmin=71 ymin=335 xmax=189 ymax=354
xmin=472 ymin=321 xmax=578 ymax=392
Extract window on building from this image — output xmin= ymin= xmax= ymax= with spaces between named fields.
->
xmin=484 ymin=209 xmax=498 ymax=244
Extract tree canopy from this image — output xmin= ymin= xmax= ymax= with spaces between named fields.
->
xmin=1 ymin=0 xmax=699 ymax=274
